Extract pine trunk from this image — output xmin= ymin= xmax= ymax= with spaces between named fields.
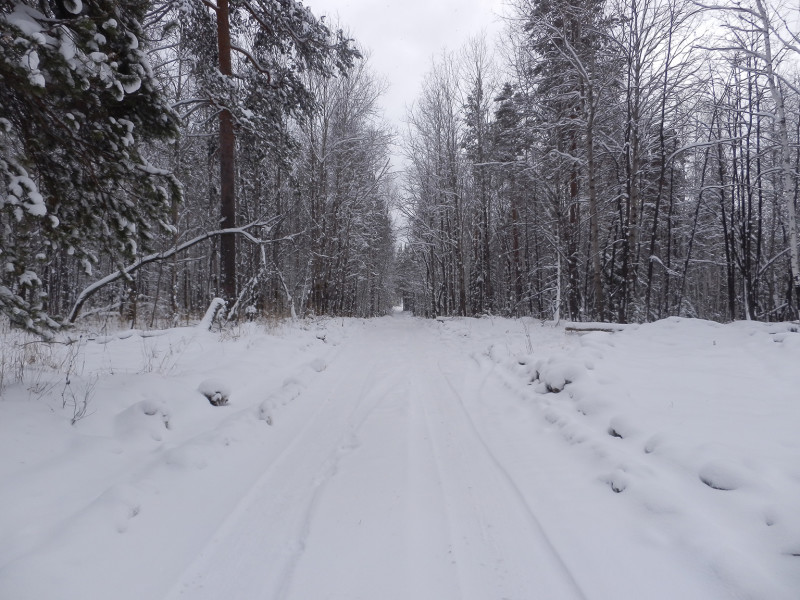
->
xmin=217 ymin=0 xmax=237 ymax=305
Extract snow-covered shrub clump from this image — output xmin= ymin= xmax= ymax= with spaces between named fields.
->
xmin=531 ymin=355 xmax=587 ymax=393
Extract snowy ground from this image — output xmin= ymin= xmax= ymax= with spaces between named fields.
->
xmin=1 ymin=314 xmax=799 ymax=599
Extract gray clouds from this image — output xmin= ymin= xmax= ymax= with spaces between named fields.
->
xmin=309 ymin=0 xmax=505 ymax=127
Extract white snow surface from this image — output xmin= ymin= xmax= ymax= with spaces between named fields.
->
xmin=0 ymin=315 xmax=798 ymax=599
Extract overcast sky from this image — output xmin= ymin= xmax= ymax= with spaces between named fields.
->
xmin=308 ymin=0 xmax=507 ymax=129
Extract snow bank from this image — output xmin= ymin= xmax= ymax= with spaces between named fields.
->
xmin=483 ymin=316 xmax=800 ymax=598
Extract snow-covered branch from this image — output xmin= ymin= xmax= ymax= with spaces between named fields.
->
xmin=230 ymin=44 xmax=272 ymax=83
xmin=66 ymin=218 xmax=286 ymax=324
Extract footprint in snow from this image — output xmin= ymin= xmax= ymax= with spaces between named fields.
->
xmin=643 ymin=433 xmax=665 ymax=454
xmin=116 ymin=503 xmax=142 ymax=534
xmin=603 ymin=470 xmax=629 ymax=493
xmin=258 ymin=378 xmax=305 ymax=424
xmin=307 ymin=357 xmax=327 ymax=372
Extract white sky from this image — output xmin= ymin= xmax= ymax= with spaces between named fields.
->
xmin=308 ymin=0 xmax=507 ymax=129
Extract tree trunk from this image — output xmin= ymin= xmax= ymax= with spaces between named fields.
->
xmin=586 ymin=91 xmax=604 ymax=321
xmin=217 ymin=0 xmax=237 ymax=304
xmin=754 ymin=0 xmax=800 ymax=315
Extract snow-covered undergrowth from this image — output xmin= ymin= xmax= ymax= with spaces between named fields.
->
xmin=0 ymin=317 xmax=348 ymax=599
xmin=1 ymin=314 xmax=798 ymax=599
xmin=470 ymin=316 xmax=800 ymax=597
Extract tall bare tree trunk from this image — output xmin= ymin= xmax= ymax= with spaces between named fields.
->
xmin=217 ymin=0 xmax=237 ymax=304
xmin=586 ymin=91 xmax=604 ymax=321
xmin=754 ymin=0 xmax=800 ymax=313
xmin=645 ymin=14 xmax=674 ymax=321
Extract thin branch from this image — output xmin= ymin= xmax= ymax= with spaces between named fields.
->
xmin=230 ymin=44 xmax=272 ymax=83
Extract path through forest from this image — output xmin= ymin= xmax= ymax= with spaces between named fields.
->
xmin=162 ymin=315 xmax=733 ymax=600
xmin=4 ymin=314 xmax=796 ymax=600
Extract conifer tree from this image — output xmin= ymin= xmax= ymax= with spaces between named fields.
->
xmin=0 ymin=0 xmax=180 ymax=333
xmin=175 ymin=0 xmax=360 ymax=305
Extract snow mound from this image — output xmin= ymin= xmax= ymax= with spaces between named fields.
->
xmin=603 ymin=469 xmax=630 ymax=493
xmin=114 ymin=399 xmax=171 ymax=441
xmin=198 ymin=379 xmax=231 ymax=406
xmin=307 ymin=357 xmax=326 ymax=373
xmin=607 ymin=416 xmax=639 ymax=440
xmin=698 ymin=460 xmax=750 ymax=491
xmin=533 ymin=355 xmax=585 ymax=393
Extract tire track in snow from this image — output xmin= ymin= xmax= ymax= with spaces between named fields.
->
xmin=166 ymin=316 xmax=589 ymax=599
xmin=401 ymin=347 xmax=587 ymax=600
xmin=162 ymin=333 xmax=397 ymax=600
xmin=273 ymin=369 xmax=401 ymax=599
xmin=283 ymin=317 xmax=482 ymax=600
xmin=436 ymin=359 xmax=589 ymax=599
xmin=407 ymin=378 xmax=466 ymax=599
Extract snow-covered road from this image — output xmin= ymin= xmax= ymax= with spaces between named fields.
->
xmin=2 ymin=314 xmax=799 ymax=599
xmin=166 ymin=316 xmax=585 ymax=600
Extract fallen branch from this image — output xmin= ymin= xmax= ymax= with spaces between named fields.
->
xmin=65 ymin=217 xmax=292 ymax=324
xmin=565 ymin=324 xmax=626 ymax=334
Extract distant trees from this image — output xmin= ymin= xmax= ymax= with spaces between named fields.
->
xmin=404 ymin=52 xmax=470 ymax=316
xmin=293 ymin=52 xmax=396 ymax=316
xmin=519 ymin=0 xmax=613 ymax=320
xmin=3 ymin=0 xmax=799 ymax=330
xmin=703 ymin=0 xmax=800 ymax=317
xmin=461 ymin=38 xmax=495 ymax=315
xmin=400 ymin=0 xmax=800 ymax=322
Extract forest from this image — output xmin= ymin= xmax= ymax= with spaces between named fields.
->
xmin=2 ymin=0 xmax=800 ymax=332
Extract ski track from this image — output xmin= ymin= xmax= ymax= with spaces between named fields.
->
xmin=163 ymin=316 xmax=586 ymax=599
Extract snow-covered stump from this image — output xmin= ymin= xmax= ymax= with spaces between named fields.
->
xmin=199 ymin=298 xmax=226 ymax=331
xmin=244 ymin=305 xmax=258 ymax=321
xmin=198 ymin=379 xmax=231 ymax=407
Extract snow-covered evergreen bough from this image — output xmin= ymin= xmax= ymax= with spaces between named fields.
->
xmin=0 ymin=0 xmax=181 ymax=335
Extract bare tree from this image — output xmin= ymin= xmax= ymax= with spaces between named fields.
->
xmin=700 ymin=0 xmax=800 ymax=316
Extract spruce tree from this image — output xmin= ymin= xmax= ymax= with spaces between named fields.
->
xmin=0 ymin=0 xmax=180 ymax=334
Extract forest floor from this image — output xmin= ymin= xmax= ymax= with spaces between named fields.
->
xmin=1 ymin=313 xmax=799 ymax=599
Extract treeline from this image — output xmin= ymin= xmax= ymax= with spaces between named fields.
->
xmin=1 ymin=0 xmax=396 ymax=333
xmin=398 ymin=0 xmax=800 ymax=323
xmin=3 ymin=0 xmax=800 ymax=332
